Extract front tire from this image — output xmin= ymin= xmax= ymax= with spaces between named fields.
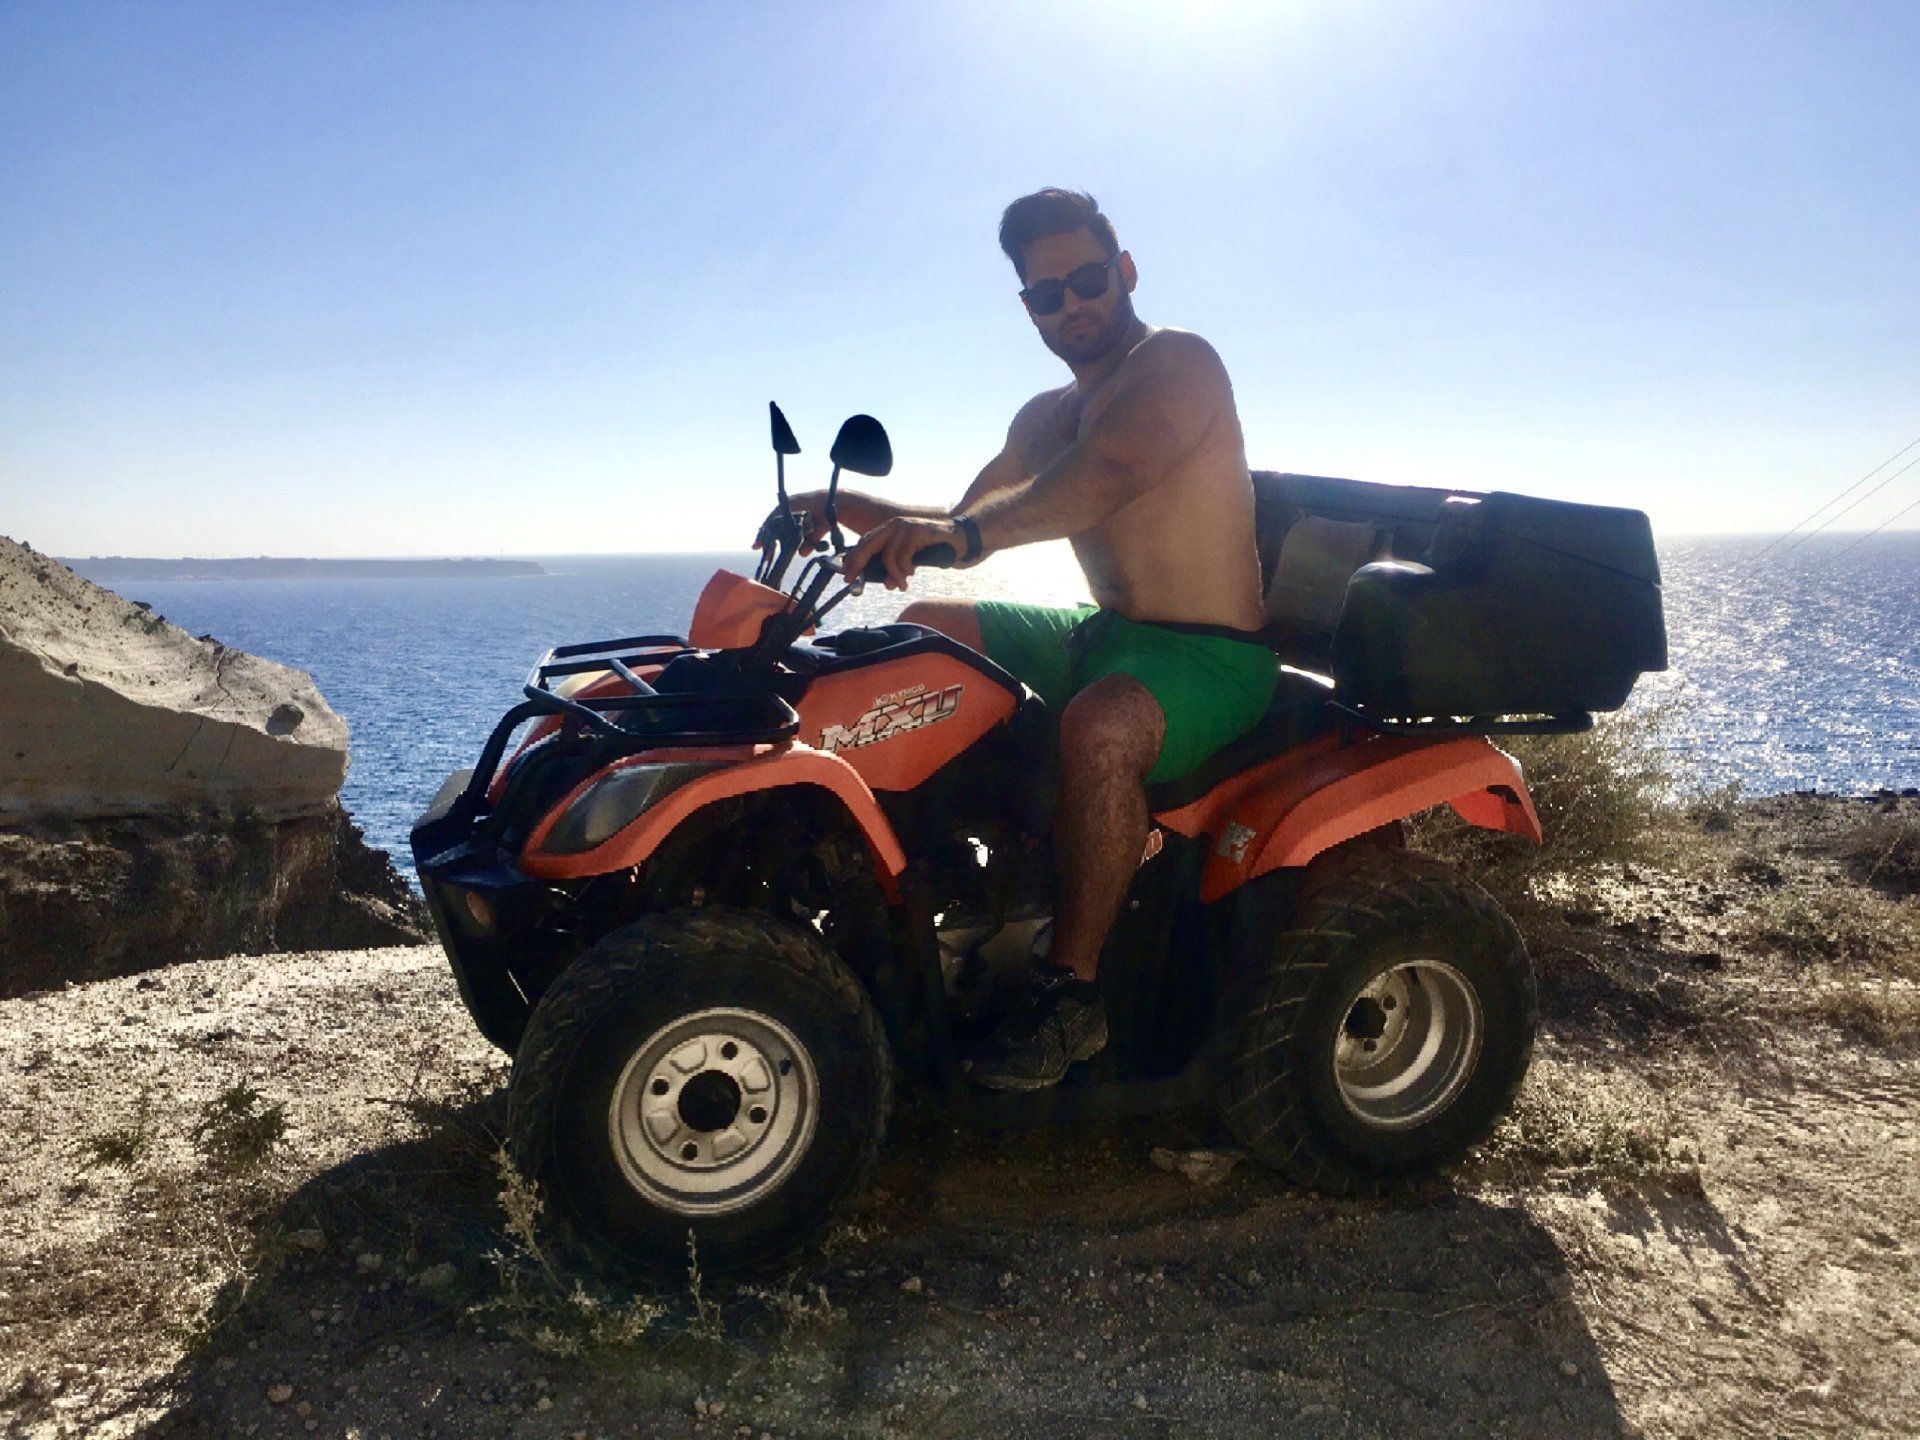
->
xmin=507 ymin=908 xmax=891 ymax=1278
xmin=1217 ymin=853 xmax=1536 ymax=1194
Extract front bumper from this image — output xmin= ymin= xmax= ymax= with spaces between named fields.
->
xmin=412 ymin=784 xmax=578 ymax=1053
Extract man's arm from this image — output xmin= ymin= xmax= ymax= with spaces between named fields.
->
xmin=755 ymin=487 xmax=951 ymax=555
xmin=841 ymin=345 xmax=1225 ymax=588
xmin=757 ymin=394 xmax=1054 ymax=553
xmin=949 ymin=394 xmax=1053 ymax=514
xmin=965 ymin=333 xmax=1225 ymax=552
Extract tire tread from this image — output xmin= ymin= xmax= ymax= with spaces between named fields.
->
xmin=508 ymin=907 xmax=891 ymax=1278
xmin=1219 ymin=852 xmax=1536 ymax=1197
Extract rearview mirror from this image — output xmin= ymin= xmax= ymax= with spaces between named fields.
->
xmin=769 ymin=401 xmax=801 ymax=456
xmin=829 ymin=414 xmax=892 ymax=478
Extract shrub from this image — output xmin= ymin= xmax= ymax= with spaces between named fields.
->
xmin=1838 ymin=814 xmax=1920 ymax=897
xmin=191 ymin=1082 xmax=287 ymax=1171
xmin=1409 ymin=706 xmax=1678 ymax=888
xmin=82 ymin=1089 xmax=155 ymax=1169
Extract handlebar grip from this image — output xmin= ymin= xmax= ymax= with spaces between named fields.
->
xmin=860 ymin=542 xmax=958 ymax=583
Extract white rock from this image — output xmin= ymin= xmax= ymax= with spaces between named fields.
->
xmin=0 ymin=539 xmax=346 ymax=819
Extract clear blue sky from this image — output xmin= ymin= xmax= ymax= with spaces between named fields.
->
xmin=3 ymin=0 xmax=1916 ymax=556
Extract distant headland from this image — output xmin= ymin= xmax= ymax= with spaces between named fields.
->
xmin=61 ymin=556 xmax=548 ymax=582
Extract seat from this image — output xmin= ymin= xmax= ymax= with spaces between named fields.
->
xmin=1143 ymin=669 xmax=1338 ymax=814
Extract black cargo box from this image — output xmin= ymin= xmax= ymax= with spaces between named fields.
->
xmin=1251 ymin=473 xmax=1667 ymax=722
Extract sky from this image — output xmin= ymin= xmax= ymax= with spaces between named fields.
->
xmin=2 ymin=0 xmax=1917 ymax=557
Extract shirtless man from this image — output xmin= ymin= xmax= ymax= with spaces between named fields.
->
xmin=786 ymin=189 xmax=1273 ymax=1089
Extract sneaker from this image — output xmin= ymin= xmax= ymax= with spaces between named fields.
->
xmin=964 ymin=964 xmax=1109 ymax=1091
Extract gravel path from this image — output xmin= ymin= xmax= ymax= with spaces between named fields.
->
xmin=3 ymin=804 xmax=1917 ymax=1438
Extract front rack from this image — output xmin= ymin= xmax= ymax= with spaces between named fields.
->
xmin=432 ymin=633 xmax=802 ymax=835
xmin=521 ymin=632 xmax=801 ymax=745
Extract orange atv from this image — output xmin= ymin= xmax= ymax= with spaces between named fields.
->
xmin=411 ymin=405 xmax=1667 ymax=1277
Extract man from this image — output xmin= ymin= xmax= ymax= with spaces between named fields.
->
xmin=776 ymin=188 xmax=1274 ymax=1089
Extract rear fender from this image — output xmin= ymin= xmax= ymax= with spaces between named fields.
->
xmin=517 ymin=743 xmax=907 ymax=899
xmin=1193 ymin=736 xmax=1540 ymax=902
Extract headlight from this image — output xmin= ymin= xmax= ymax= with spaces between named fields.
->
xmin=540 ymin=762 xmax=717 ymax=854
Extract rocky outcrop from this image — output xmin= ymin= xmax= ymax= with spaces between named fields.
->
xmin=0 ymin=807 xmax=423 ymax=997
xmin=0 ymin=538 xmax=424 ymax=994
xmin=1 ymin=535 xmax=346 ymax=819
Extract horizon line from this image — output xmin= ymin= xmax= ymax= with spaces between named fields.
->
xmin=45 ymin=527 xmax=1920 ymax=564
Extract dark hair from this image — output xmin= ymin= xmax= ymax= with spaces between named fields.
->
xmin=998 ymin=188 xmax=1119 ymax=279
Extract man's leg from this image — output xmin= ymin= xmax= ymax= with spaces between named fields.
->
xmin=965 ymin=674 xmax=1164 ymax=1090
xmin=898 ymin=599 xmax=984 ymax=653
xmin=1047 ymin=674 xmax=1166 ymax=982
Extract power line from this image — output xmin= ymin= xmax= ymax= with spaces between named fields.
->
xmin=1752 ymin=431 xmax=1920 ymax=559
xmin=1777 ymin=451 xmax=1920 ymax=556
xmin=1830 ymin=493 xmax=1920 ymax=561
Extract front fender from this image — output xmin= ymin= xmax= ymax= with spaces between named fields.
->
xmin=1197 ymin=735 xmax=1541 ymax=902
xmin=517 ymin=743 xmax=907 ymax=897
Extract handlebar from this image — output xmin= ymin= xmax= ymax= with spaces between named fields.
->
xmin=852 ymin=542 xmax=958 ymax=584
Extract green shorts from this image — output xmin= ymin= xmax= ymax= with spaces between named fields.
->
xmin=974 ymin=601 xmax=1278 ymax=785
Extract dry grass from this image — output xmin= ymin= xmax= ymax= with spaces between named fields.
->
xmin=1479 ymin=1055 xmax=1700 ymax=1187
xmin=1729 ymin=884 xmax=1920 ymax=972
xmin=1800 ymin=978 xmax=1920 ymax=1047
xmin=481 ymin=1147 xmax=667 ymax=1355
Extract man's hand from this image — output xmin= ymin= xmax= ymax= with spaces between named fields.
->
xmin=752 ymin=488 xmax=944 ymax=557
xmin=752 ymin=489 xmax=835 ymax=557
xmin=841 ymin=516 xmax=965 ymax=591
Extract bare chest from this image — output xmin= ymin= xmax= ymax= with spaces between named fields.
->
xmin=1017 ymin=386 xmax=1113 ymax=472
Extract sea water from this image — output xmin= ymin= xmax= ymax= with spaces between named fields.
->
xmin=70 ymin=535 xmax=1920 ymax=864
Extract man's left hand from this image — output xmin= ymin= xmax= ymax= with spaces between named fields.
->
xmin=841 ymin=516 xmax=965 ymax=591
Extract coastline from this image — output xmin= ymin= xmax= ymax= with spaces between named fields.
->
xmin=60 ymin=556 xmax=549 ymax=582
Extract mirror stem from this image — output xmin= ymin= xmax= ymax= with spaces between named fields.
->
xmin=824 ymin=464 xmax=845 ymax=553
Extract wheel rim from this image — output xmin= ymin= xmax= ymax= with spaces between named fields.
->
xmin=1332 ymin=960 xmax=1483 ymax=1131
xmin=608 ymin=1007 xmax=820 ymax=1217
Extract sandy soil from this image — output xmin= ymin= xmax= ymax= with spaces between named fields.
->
xmin=2 ymin=797 xmax=1916 ymax=1440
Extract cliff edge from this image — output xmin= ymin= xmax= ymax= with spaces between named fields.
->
xmin=0 ymin=537 xmax=424 ymax=994
xmin=0 ymin=534 xmax=347 ymax=818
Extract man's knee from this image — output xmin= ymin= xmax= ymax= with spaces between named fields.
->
xmin=1059 ymin=675 xmax=1164 ymax=781
xmin=900 ymin=600 xmax=984 ymax=652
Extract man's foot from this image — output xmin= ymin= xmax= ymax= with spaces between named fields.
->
xmin=964 ymin=964 xmax=1108 ymax=1091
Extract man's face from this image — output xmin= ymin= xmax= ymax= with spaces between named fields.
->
xmin=1017 ymin=228 xmax=1138 ymax=366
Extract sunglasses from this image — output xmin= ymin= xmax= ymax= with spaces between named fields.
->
xmin=1019 ymin=258 xmax=1120 ymax=316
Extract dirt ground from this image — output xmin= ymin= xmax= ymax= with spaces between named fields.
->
xmin=2 ymin=795 xmax=1917 ymax=1440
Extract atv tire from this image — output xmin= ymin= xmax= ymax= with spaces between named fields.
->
xmin=1217 ymin=853 xmax=1535 ymax=1195
xmin=507 ymin=907 xmax=891 ymax=1278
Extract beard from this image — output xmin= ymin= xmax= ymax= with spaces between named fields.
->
xmin=1042 ymin=291 xmax=1137 ymax=365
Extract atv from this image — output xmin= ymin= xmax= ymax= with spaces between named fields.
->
xmin=411 ymin=404 xmax=1667 ymax=1276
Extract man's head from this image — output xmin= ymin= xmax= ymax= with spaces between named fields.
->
xmin=998 ymin=188 xmax=1139 ymax=366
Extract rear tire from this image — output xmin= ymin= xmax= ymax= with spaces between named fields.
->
xmin=1217 ymin=853 xmax=1535 ymax=1195
xmin=507 ymin=907 xmax=891 ymax=1278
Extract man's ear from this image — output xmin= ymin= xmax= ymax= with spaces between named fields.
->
xmin=1117 ymin=250 xmax=1138 ymax=292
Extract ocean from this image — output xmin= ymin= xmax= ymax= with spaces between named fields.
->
xmin=69 ymin=535 xmax=1920 ymax=865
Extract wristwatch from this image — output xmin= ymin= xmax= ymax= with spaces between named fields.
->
xmin=953 ymin=513 xmax=984 ymax=562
